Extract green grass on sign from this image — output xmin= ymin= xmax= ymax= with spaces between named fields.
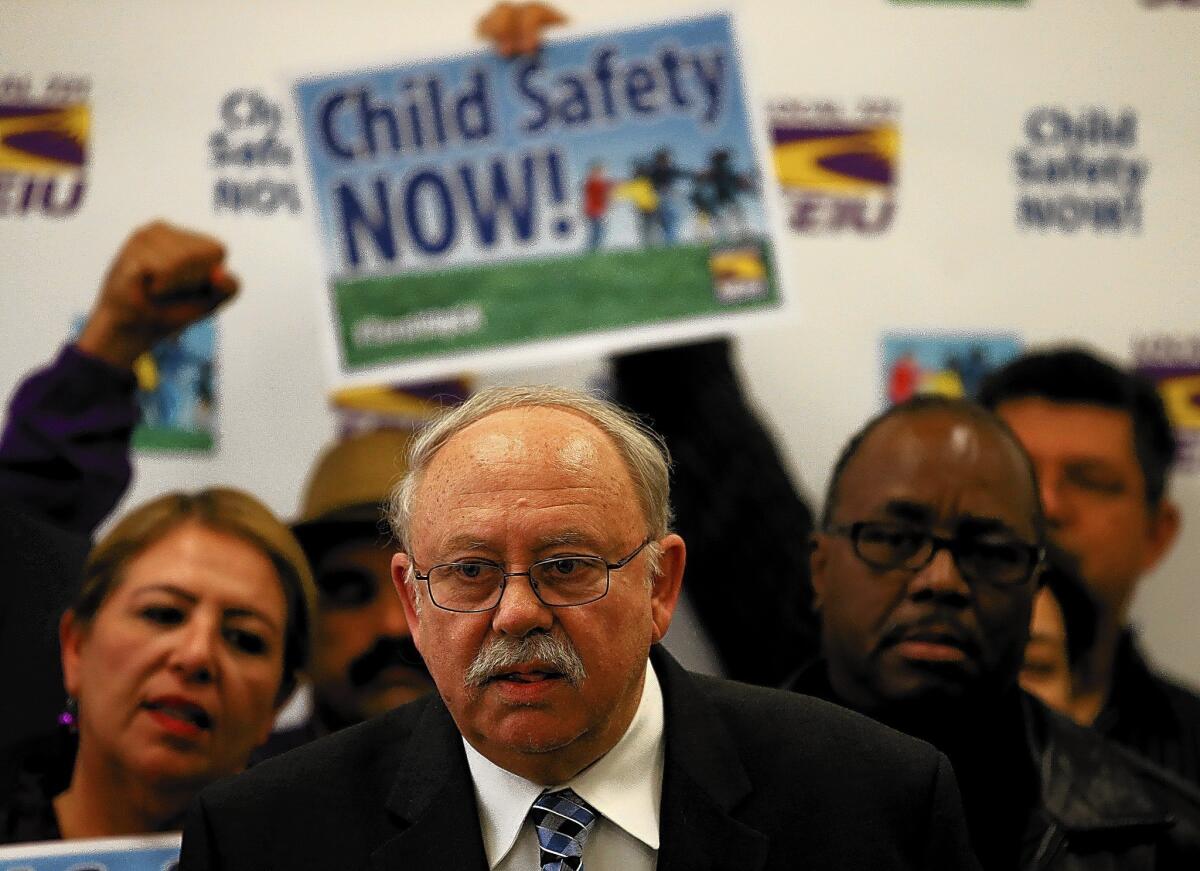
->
xmin=132 ymin=427 xmax=214 ymax=452
xmin=334 ymin=242 xmax=778 ymax=369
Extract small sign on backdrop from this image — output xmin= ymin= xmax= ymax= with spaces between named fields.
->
xmin=1134 ymin=335 xmax=1200 ymax=475
xmin=70 ymin=315 xmax=218 ymax=453
xmin=209 ymin=88 xmax=302 ymax=216
xmin=129 ymin=318 xmax=217 ymax=453
xmin=0 ymin=832 xmax=179 ymax=871
xmin=1014 ymin=106 xmax=1147 ymax=234
xmin=769 ymin=96 xmax=899 ymax=236
xmin=881 ymin=332 xmax=1023 ymax=407
xmin=0 ymin=73 xmax=89 ymax=219
xmin=292 ymin=12 xmax=790 ymax=384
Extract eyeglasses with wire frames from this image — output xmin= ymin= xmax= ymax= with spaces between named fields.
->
xmin=825 ymin=521 xmax=1044 ymax=587
xmin=412 ymin=538 xmax=653 ymax=613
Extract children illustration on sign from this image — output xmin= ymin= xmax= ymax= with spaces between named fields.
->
xmin=586 ymin=146 xmax=758 ymax=251
xmin=883 ymin=335 xmax=1023 ymax=407
xmin=582 ymin=161 xmax=613 ymax=251
xmin=693 ymin=148 xmax=756 ymax=242
xmin=132 ymin=320 xmax=217 ymax=450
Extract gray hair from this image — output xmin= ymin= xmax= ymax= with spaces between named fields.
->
xmin=386 ymin=385 xmax=673 ymax=555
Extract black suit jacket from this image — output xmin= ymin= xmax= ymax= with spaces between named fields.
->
xmin=180 ymin=648 xmax=980 ymax=870
xmin=0 ymin=503 xmax=88 ymax=797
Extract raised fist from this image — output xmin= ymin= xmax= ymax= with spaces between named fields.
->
xmin=75 ymin=220 xmax=239 ymax=369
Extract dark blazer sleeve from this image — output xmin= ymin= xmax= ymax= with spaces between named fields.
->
xmin=0 ymin=345 xmax=137 ymax=536
xmin=923 ymin=754 xmax=983 ymax=870
xmin=0 ymin=503 xmax=89 ymax=791
xmin=657 ymin=653 xmax=982 ymax=870
xmin=177 ymin=697 xmax=487 ymax=871
xmin=179 ymin=795 xmax=219 ymax=871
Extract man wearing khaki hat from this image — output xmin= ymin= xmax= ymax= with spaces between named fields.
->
xmin=272 ymin=429 xmax=436 ymax=751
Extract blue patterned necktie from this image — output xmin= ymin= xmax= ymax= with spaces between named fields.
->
xmin=529 ymin=787 xmax=598 ymax=871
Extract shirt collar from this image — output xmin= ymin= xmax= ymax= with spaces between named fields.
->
xmin=463 ymin=658 xmax=666 ymax=867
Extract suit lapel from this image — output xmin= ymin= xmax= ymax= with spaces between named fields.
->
xmin=367 ymin=650 xmax=769 ymax=870
xmin=652 ymin=648 xmax=770 ymax=871
xmin=368 ymin=696 xmax=489 ymax=871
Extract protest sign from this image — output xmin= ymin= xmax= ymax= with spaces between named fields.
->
xmin=1134 ymin=335 xmax=1200 ymax=474
xmin=881 ymin=332 xmax=1023 ymax=406
xmin=69 ymin=316 xmax=217 ymax=453
xmin=293 ymin=12 xmax=789 ymax=382
xmin=0 ymin=833 xmax=179 ymax=871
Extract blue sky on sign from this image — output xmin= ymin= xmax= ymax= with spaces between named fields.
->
xmin=294 ymin=14 xmax=768 ymax=270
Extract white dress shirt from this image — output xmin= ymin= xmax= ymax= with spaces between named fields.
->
xmin=463 ymin=660 xmax=665 ymax=871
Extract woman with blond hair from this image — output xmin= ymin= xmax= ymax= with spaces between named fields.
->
xmin=0 ymin=488 xmax=315 ymax=843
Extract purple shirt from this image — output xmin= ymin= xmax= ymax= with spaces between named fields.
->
xmin=0 ymin=345 xmax=137 ymax=535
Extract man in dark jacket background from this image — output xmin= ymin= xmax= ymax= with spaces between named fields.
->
xmin=981 ymin=348 xmax=1200 ymax=786
xmin=790 ymin=395 xmax=1200 ymax=869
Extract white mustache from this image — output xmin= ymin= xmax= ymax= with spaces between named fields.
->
xmin=463 ymin=632 xmax=587 ymax=688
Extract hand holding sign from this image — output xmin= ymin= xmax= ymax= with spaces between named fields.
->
xmin=75 ymin=221 xmax=238 ymax=369
xmin=477 ymin=2 xmax=567 ymax=57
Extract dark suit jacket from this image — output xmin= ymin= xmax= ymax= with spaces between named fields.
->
xmin=0 ymin=502 xmax=88 ymax=797
xmin=180 ymin=648 xmax=980 ymax=870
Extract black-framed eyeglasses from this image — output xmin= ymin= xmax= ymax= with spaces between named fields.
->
xmin=413 ymin=538 xmax=653 ymax=613
xmin=825 ymin=521 xmax=1044 ymax=587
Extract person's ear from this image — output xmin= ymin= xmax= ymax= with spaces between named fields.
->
xmin=392 ymin=553 xmax=424 ymax=653
xmin=649 ymin=534 xmax=686 ymax=644
xmin=1141 ymin=498 xmax=1181 ymax=574
xmin=59 ymin=611 xmax=85 ymax=699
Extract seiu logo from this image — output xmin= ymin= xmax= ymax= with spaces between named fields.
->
xmin=0 ymin=99 xmax=88 ymax=218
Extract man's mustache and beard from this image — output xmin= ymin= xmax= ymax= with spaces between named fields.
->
xmin=867 ymin=609 xmax=1024 ymax=752
xmin=463 ymin=632 xmax=587 ymax=699
xmin=311 ymin=636 xmax=432 ymax=732
xmin=348 ymin=634 xmax=429 ymax=689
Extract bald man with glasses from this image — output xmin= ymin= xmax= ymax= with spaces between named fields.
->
xmin=789 ymin=395 xmax=1200 ymax=871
